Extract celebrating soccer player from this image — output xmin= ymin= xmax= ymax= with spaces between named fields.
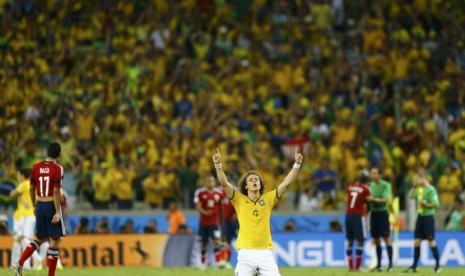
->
xmin=213 ymin=147 xmax=303 ymax=275
xmin=11 ymin=142 xmax=66 ymax=276
xmin=194 ymin=174 xmax=226 ymax=269
xmin=369 ymin=168 xmax=394 ymax=272
xmin=403 ymin=169 xmax=441 ymax=273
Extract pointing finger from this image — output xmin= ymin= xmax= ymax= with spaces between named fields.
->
xmin=216 ymin=147 xmax=220 ymax=155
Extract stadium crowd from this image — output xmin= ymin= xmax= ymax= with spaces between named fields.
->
xmin=1 ymin=0 xmax=465 ymax=213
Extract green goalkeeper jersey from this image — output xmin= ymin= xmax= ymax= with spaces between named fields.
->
xmin=413 ymin=185 xmax=440 ymax=216
xmin=369 ymin=180 xmax=392 ymax=212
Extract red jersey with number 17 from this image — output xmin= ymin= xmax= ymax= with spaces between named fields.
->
xmin=346 ymin=183 xmax=371 ymax=216
xmin=30 ymin=160 xmax=63 ymax=197
xmin=194 ymin=187 xmax=224 ymax=227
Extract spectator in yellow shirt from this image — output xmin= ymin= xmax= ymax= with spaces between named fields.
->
xmin=438 ymin=165 xmax=463 ymax=209
xmin=92 ymin=163 xmax=112 ymax=209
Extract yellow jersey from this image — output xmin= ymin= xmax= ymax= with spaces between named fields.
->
xmin=230 ymin=189 xmax=279 ymax=250
xmin=14 ymin=180 xmax=34 ymax=219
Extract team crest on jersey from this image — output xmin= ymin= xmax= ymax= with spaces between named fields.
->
xmin=258 ymin=199 xmax=265 ymax=206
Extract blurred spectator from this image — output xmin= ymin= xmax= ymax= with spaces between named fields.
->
xmin=176 ymin=223 xmax=193 ymax=235
xmin=282 ymin=219 xmax=297 ymax=233
xmin=96 ymin=217 xmax=112 ymax=234
xmin=167 ymin=201 xmax=186 ymax=234
xmin=313 ymin=159 xmax=338 ymax=209
xmin=92 ymin=163 xmax=112 ymax=210
xmin=112 ymin=160 xmax=135 ymax=210
xmin=0 ymin=215 xmax=9 ymax=235
xmin=74 ymin=217 xmax=92 ymax=234
xmin=445 ymin=199 xmax=465 ymax=231
xmin=143 ymin=219 xmax=160 ymax=234
xmin=298 ymin=188 xmax=320 ymax=213
xmin=438 ymin=165 xmax=463 ymax=209
xmin=120 ymin=219 xmax=136 ymax=234
xmin=142 ymin=170 xmax=166 ymax=209
xmin=329 ymin=217 xmax=343 ymax=232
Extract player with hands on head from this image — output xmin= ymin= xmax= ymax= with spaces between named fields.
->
xmin=213 ymin=147 xmax=303 ymax=276
xmin=403 ymin=169 xmax=441 ymax=273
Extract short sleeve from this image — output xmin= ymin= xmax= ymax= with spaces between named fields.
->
xmin=16 ymin=183 xmax=26 ymax=195
xmin=230 ymin=189 xmax=238 ymax=208
xmin=266 ymin=189 xmax=279 ymax=207
xmin=383 ymin=183 xmax=392 ymax=200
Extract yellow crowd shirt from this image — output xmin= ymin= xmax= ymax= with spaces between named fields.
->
xmin=15 ymin=180 xmax=34 ymax=219
xmin=230 ymin=189 xmax=279 ymax=250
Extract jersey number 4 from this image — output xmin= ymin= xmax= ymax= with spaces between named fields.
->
xmin=38 ymin=176 xmax=50 ymax=197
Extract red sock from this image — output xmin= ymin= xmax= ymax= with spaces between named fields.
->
xmin=19 ymin=240 xmax=40 ymax=266
xmin=214 ymin=250 xmax=222 ymax=263
xmin=347 ymin=256 xmax=353 ymax=269
xmin=355 ymin=256 xmax=362 ymax=269
xmin=225 ymin=247 xmax=231 ymax=261
xmin=201 ymin=255 xmax=206 ymax=265
xmin=47 ymin=247 xmax=59 ymax=276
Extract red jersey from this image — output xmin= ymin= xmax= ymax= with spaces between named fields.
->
xmin=222 ymin=196 xmax=236 ymax=221
xmin=194 ymin=187 xmax=224 ymax=227
xmin=31 ymin=160 xmax=63 ymax=197
xmin=346 ymin=183 xmax=371 ymax=216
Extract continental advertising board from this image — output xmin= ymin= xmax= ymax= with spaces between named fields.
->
xmin=0 ymin=234 xmax=168 ymax=268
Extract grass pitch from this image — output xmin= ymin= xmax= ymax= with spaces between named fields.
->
xmin=1 ymin=266 xmax=463 ymax=275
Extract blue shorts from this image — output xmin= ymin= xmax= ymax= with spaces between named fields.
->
xmin=414 ymin=215 xmax=435 ymax=240
xmin=345 ymin=214 xmax=366 ymax=241
xmin=198 ymin=225 xmax=221 ymax=243
xmin=224 ymin=219 xmax=238 ymax=241
xmin=370 ymin=211 xmax=390 ymax=238
xmin=36 ymin=201 xmax=66 ymax=239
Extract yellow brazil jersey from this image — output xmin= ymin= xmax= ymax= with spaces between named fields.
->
xmin=15 ymin=180 xmax=34 ymax=219
xmin=230 ymin=189 xmax=279 ymax=250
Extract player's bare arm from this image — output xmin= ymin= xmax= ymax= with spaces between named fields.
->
xmin=213 ymin=147 xmax=235 ymax=199
xmin=277 ymin=148 xmax=303 ymax=198
xmin=52 ymin=186 xmax=61 ymax=224
xmin=195 ymin=202 xmax=212 ymax=216
xmin=408 ymin=176 xmax=419 ymax=199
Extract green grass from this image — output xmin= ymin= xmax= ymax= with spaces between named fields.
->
xmin=1 ymin=267 xmax=462 ymax=276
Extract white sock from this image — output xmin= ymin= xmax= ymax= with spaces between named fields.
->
xmin=11 ymin=241 xmax=22 ymax=266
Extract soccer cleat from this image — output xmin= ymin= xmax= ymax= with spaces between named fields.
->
xmin=198 ymin=263 xmax=207 ymax=271
xmin=403 ymin=267 xmax=417 ymax=273
xmin=36 ymin=264 xmax=43 ymax=271
xmin=386 ymin=266 xmax=394 ymax=272
xmin=57 ymin=263 xmax=64 ymax=270
xmin=370 ymin=266 xmax=383 ymax=272
xmin=434 ymin=266 xmax=441 ymax=273
xmin=10 ymin=262 xmax=23 ymax=276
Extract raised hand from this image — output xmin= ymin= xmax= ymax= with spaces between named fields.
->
xmin=295 ymin=148 xmax=303 ymax=164
xmin=213 ymin=147 xmax=222 ymax=164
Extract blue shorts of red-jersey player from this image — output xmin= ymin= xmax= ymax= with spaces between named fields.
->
xmin=345 ymin=214 xmax=366 ymax=241
xmin=414 ymin=215 xmax=435 ymax=240
xmin=198 ymin=225 xmax=222 ymax=244
xmin=35 ymin=201 xmax=66 ymax=238
xmin=223 ymin=219 xmax=238 ymax=242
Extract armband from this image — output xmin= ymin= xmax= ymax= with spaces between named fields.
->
xmin=293 ymin=163 xmax=301 ymax=170
xmin=214 ymin=163 xmax=223 ymax=169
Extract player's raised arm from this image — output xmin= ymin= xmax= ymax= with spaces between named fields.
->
xmin=277 ymin=148 xmax=303 ymax=199
xmin=213 ymin=147 xmax=235 ymax=199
